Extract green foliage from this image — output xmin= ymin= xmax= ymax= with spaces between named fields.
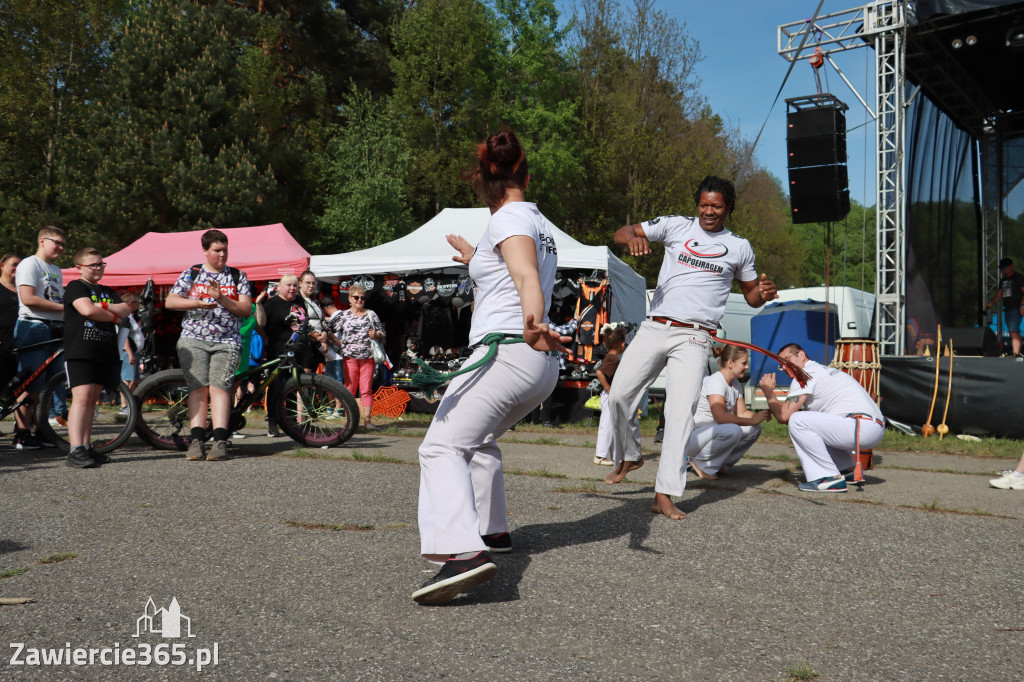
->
xmin=390 ymin=0 xmax=499 ymax=218
xmin=0 ymin=0 xmax=126 ymax=258
xmin=315 ymin=86 xmax=413 ymax=252
xmin=59 ymin=0 xmax=278 ymax=252
xmin=792 ymin=199 xmax=877 ymax=292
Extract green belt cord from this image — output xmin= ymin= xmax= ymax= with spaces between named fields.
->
xmin=408 ymin=332 xmax=525 ymax=398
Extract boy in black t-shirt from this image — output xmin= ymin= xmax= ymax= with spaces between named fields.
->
xmin=64 ymin=247 xmax=131 ymax=468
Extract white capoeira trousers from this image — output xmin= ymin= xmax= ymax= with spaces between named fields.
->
xmin=595 ymin=390 xmax=640 ymax=459
xmin=788 ymin=412 xmax=884 ymax=481
xmin=685 ymin=423 xmax=762 ymax=476
xmin=606 ymin=320 xmax=712 ymax=497
xmin=418 ymin=343 xmax=558 ymax=559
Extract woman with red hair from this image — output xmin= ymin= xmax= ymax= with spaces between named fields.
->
xmin=412 ymin=131 xmax=569 ymax=605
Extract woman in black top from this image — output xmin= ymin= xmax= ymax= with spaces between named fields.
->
xmin=0 ymin=253 xmax=21 ymax=382
xmin=254 ymin=274 xmax=307 ymax=437
xmin=64 ymin=247 xmax=131 ymax=467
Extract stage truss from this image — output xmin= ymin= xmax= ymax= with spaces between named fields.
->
xmin=779 ymin=1 xmax=908 ymax=355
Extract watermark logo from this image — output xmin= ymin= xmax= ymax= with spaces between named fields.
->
xmin=9 ymin=596 xmax=219 ymax=671
xmin=135 ymin=597 xmax=195 ymax=639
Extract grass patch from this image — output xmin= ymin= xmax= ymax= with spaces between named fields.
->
xmin=280 ymin=447 xmax=332 ymax=459
xmin=501 ymin=436 xmax=565 ymax=446
xmin=284 ymin=520 xmax=374 ymax=532
xmin=0 ymin=568 xmax=29 ymax=579
xmin=505 ymin=467 xmax=567 ymax=479
xmin=384 ymin=523 xmax=408 ymax=529
xmin=38 ymin=553 xmax=75 ymax=565
xmin=749 ymin=452 xmax=800 ymax=463
xmin=843 ymin=498 xmax=885 ymax=506
xmin=554 ymin=482 xmax=600 ymax=493
xmin=898 ymin=501 xmax=1014 ymax=519
xmin=347 ymin=450 xmax=404 ymax=464
xmin=785 ymin=661 xmax=820 ymax=681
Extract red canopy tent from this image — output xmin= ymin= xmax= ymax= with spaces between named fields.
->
xmin=61 ymin=224 xmax=310 ymax=287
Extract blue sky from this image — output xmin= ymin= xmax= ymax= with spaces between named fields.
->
xmin=556 ymin=0 xmax=877 ymax=205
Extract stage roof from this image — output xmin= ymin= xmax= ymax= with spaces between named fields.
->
xmin=906 ymin=0 xmax=1024 ymax=138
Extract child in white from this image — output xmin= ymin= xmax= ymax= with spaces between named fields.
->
xmin=686 ymin=345 xmax=770 ymax=479
xmin=594 ymin=325 xmax=638 ymax=465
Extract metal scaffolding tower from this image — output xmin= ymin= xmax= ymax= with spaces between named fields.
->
xmin=779 ymin=1 xmax=908 ymax=355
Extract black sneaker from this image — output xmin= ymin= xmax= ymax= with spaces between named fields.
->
xmin=12 ymin=430 xmax=42 ymax=450
xmin=411 ymin=551 xmax=497 ymax=605
xmin=32 ymin=430 xmax=58 ymax=447
xmin=654 ymin=429 xmax=664 ymax=443
xmin=482 ymin=532 xmax=512 ymax=553
xmin=66 ymin=445 xmax=96 ymax=469
xmin=87 ymin=447 xmax=111 ymax=465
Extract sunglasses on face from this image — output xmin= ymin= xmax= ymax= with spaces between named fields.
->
xmin=350 ymin=295 xmax=364 ymax=301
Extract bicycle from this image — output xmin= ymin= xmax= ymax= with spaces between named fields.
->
xmin=1 ymin=337 xmax=138 ymax=453
xmin=133 ymin=329 xmax=359 ymax=449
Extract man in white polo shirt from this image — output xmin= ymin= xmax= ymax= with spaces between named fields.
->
xmin=604 ymin=176 xmax=779 ymax=519
xmin=759 ymin=343 xmax=885 ymax=492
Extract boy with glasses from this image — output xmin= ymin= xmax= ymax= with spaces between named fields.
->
xmin=63 ymin=248 xmax=131 ymax=467
xmin=12 ymin=226 xmax=67 ymax=450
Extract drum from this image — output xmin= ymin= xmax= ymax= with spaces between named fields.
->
xmin=831 ymin=339 xmax=880 ymax=402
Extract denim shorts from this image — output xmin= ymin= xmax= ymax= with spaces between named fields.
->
xmin=14 ymin=319 xmax=62 ymax=392
xmin=120 ymin=350 xmax=139 ymax=382
xmin=177 ymin=338 xmax=240 ymax=393
xmin=1005 ymin=307 xmax=1022 ymax=334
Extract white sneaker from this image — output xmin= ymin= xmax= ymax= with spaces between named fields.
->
xmin=988 ymin=472 xmax=1024 ymax=490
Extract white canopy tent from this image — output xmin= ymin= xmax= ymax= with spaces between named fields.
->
xmin=310 ymin=208 xmax=646 ymax=326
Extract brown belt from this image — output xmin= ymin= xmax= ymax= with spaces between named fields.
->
xmin=848 ymin=414 xmax=885 ymax=427
xmin=650 ymin=316 xmax=716 ymax=334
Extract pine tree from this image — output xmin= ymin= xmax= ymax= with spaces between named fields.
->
xmin=60 ymin=0 xmax=276 ymax=251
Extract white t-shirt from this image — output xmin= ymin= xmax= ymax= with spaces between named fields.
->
xmin=15 ymin=255 xmax=64 ymax=321
xmin=642 ymin=216 xmax=757 ymax=328
xmin=693 ymin=372 xmax=742 ymax=428
xmin=787 ymin=360 xmax=884 ymax=420
xmin=467 ymin=202 xmax=558 ymax=345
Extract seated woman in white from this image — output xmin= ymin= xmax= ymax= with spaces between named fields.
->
xmin=686 ymin=345 xmax=771 ymax=479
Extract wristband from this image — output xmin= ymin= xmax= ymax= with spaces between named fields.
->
xmin=112 ymin=314 xmax=119 ymax=325
xmin=101 ymin=301 xmax=108 ymax=310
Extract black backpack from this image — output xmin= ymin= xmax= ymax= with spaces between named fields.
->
xmin=189 ymin=264 xmax=241 ymax=289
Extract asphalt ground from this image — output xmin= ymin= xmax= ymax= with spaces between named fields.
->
xmin=0 ymin=422 xmax=1021 ymax=681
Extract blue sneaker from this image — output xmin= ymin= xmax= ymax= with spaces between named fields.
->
xmin=840 ymin=468 xmax=865 ymax=485
xmin=798 ymin=474 xmax=848 ymax=493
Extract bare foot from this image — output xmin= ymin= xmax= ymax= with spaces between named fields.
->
xmin=604 ymin=458 xmax=644 ymax=484
xmin=689 ymin=460 xmax=718 ymax=480
xmin=650 ymin=493 xmax=686 ymax=520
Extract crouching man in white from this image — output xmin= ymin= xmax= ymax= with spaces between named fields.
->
xmin=759 ymin=343 xmax=885 ymax=493
xmin=686 ymin=345 xmax=771 ymax=480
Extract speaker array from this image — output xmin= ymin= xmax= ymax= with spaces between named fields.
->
xmin=786 ymin=101 xmax=851 ymax=224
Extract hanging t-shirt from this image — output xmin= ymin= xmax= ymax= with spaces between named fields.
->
xmin=303 ymin=296 xmax=325 ymax=333
xmin=262 ymin=295 xmax=308 ymax=358
xmin=15 ymin=255 xmax=63 ymax=321
xmin=63 ymin=279 xmax=122 ymax=363
xmin=787 ymin=360 xmax=883 ymax=420
xmin=999 ymin=271 xmax=1024 ymax=308
xmin=467 ymin=202 xmax=558 ymax=345
xmin=693 ymin=372 xmax=742 ymax=428
xmin=642 ymin=216 xmax=757 ymax=328
xmin=168 ymin=265 xmax=251 ymax=346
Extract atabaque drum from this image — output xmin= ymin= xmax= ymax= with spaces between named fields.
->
xmin=830 ymin=339 xmax=880 ymax=402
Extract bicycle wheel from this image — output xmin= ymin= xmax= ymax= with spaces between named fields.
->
xmin=35 ymin=373 xmax=137 ymax=454
xmin=134 ymin=369 xmax=193 ymax=450
xmin=274 ymin=373 xmax=358 ymax=447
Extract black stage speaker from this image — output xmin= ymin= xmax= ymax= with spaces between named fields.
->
xmin=785 ymin=96 xmax=850 ymax=225
xmin=944 ymin=326 xmax=1000 ymax=356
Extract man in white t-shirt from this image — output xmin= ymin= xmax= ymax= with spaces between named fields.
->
xmin=604 ymin=176 xmax=779 ymax=520
xmin=759 ymin=343 xmax=885 ymax=492
xmin=12 ymin=225 xmax=67 ymax=450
